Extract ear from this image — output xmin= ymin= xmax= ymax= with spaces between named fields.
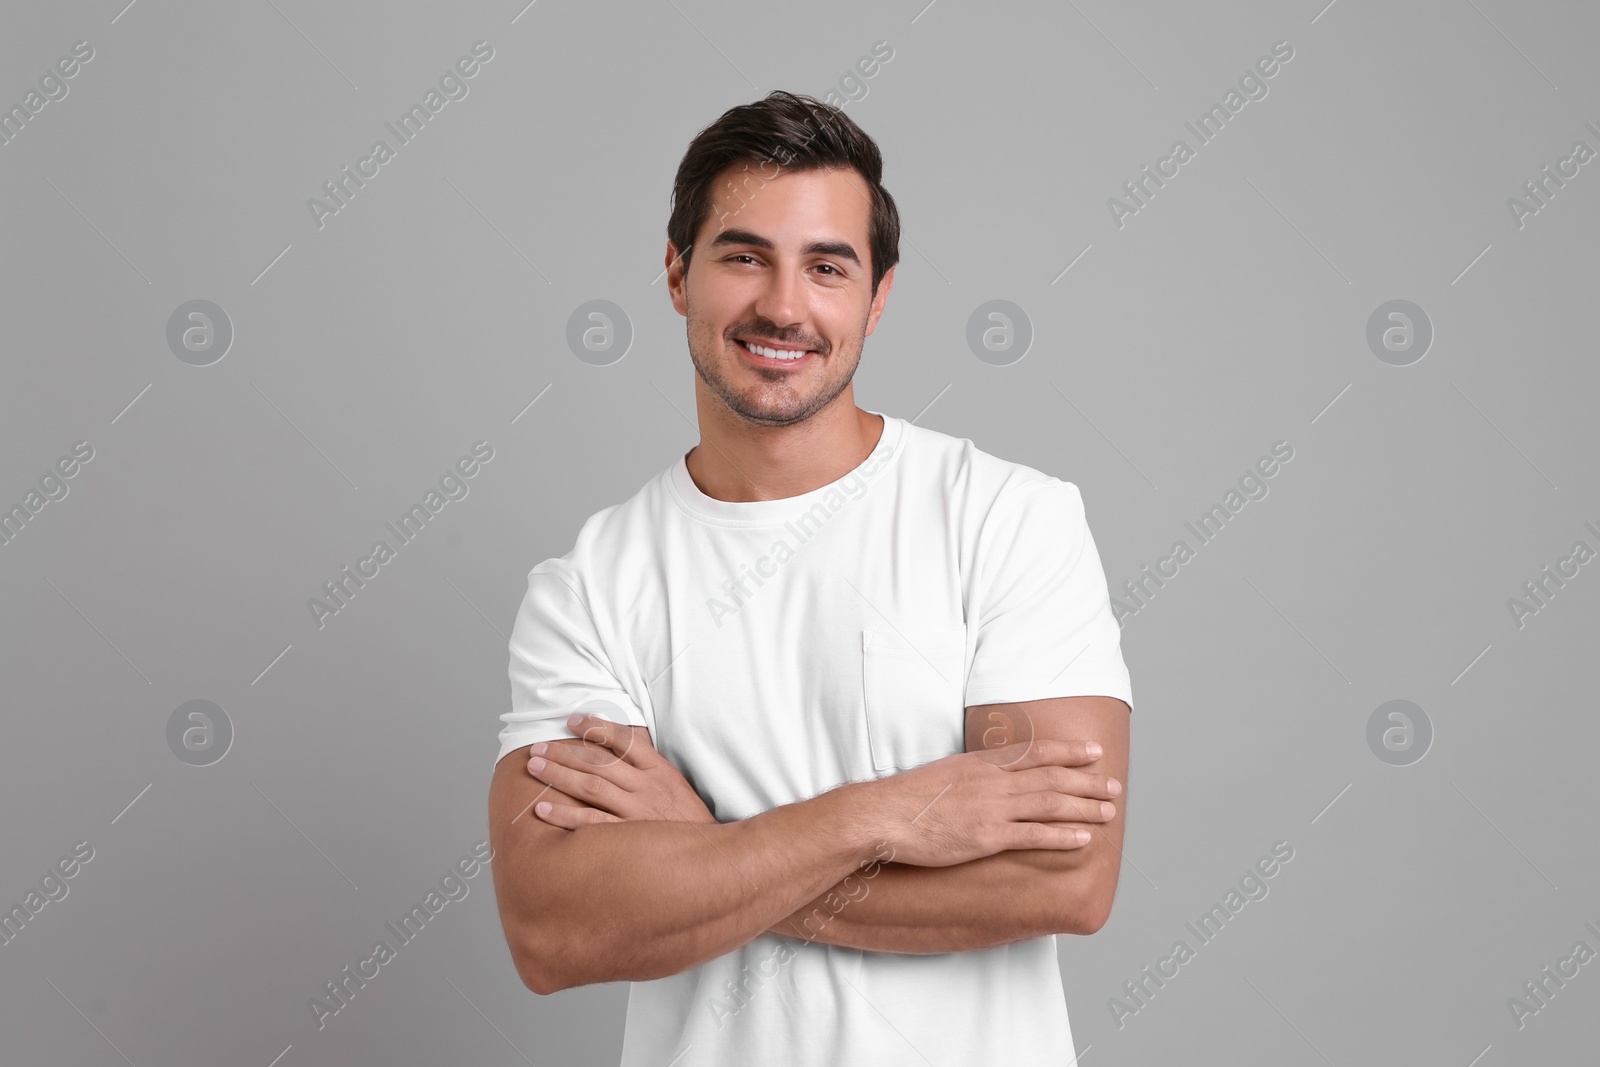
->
xmin=665 ymin=241 xmax=690 ymax=317
xmin=865 ymin=264 xmax=896 ymax=336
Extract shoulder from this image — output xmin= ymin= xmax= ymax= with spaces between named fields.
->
xmin=898 ymin=418 xmax=1083 ymax=521
xmin=526 ymin=464 xmax=674 ymax=590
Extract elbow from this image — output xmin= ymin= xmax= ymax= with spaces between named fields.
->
xmin=524 ymin=969 xmax=566 ymax=997
xmin=512 ymin=912 xmax=644 ymax=993
xmin=515 ymin=947 xmax=564 ymax=996
xmin=1028 ymin=851 xmax=1120 ymax=936
xmin=1069 ymin=895 xmax=1114 ymax=936
xmin=512 ymin=945 xmax=562 ymax=996
xmin=1056 ymin=879 xmax=1118 ymax=936
xmin=1059 ymin=849 xmax=1122 ymax=935
xmin=519 ymin=963 xmax=557 ymax=997
xmin=509 ymin=921 xmax=579 ymax=996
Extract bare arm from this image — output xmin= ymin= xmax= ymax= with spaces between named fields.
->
xmin=493 ymin=725 xmax=1105 ymax=992
xmin=490 ymin=740 xmax=878 ymax=994
xmin=769 ymin=853 xmax=1092 ymax=953
xmin=765 ymin=695 xmax=1130 ymax=952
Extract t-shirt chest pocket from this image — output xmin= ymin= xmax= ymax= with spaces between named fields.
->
xmin=859 ymin=627 xmax=968 ymax=774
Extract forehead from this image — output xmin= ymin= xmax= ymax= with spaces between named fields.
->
xmin=700 ymin=164 xmax=872 ymax=248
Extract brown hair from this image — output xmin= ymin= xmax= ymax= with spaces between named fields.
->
xmin=666 ymin=90 xmax=901 ymax=296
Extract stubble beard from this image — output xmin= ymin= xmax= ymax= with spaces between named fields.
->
xmin=685 ymin=300 xmax=865 ymax=428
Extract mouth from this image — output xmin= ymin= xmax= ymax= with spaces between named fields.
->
xmin=734 ymin=337 xmax=819 ymax=368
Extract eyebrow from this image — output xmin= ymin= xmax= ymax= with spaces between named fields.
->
xmin=708 ymin=228 xmax=861 ymax=268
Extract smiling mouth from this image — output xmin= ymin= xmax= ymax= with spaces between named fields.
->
xmin=735 ymin=337 xmax=818 ymax=362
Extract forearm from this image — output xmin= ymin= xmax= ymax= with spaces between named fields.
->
xmin=767 ymin=850 xmax=1088 ymax=953
xmin=782 ymin=693 xmax=1130 ymax=953
xmin=514 ymin=779 xmax=877 ymax=991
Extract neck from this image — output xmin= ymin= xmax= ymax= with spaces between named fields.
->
xmin=684 ymin=387 xmax=884 ymax=503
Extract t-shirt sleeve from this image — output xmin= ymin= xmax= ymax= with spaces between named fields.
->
xmin=495 ymin=560 xmax=648 ymax=767
xmin=963 ymin=480 xmax=1134 ymax=712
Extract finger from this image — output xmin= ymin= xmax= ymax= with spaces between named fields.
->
xmin=987 ymin=737 xmax=1103 ymax=771
xmin=641 ymin=781 xmax=696 ymax=821
xmin=529 ymin=754 xmax=631 ymax=812
xmin=997 ymin=821 xmax=1094 ymax=851
xmin=533 ymin=800 xmax=622 ymax=829
xmin=566 ymin=714 xmax=629 ymax=766
xmin=535 ymin=740 xmax=646 ymax=785
xmin=1006 ymin=765 xmax=1123 ymax=801
xmin=978 ymin=707 xmax=1038 ymax=768
xmin=1010 ymin=790 xmax=1116 ymax=824
xmin=567 ymin=715 xmax=655 ymax=769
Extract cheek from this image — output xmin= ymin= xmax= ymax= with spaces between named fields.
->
xmin=832 ymin=312 xmax=872 ymax=355
xmin=684 ymin=302 xmax=721 ymax=343
xmin=689 ymin=284 xmax=746 ymax=336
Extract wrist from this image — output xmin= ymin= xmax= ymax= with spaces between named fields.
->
xmin=812 ymin=778 xmax=887 ymax=868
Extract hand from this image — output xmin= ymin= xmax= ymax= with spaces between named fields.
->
xmin=862 ymin=739 xmax=1121 ymax=868
xmin=528 ymin=712 xmax=719 ymax=828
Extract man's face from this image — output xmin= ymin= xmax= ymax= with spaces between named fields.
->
xmin=667 ymin=164 xmax=894 ymax=428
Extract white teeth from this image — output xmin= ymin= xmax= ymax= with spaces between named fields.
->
xmin=745 ymin=341 xmax=808 ymax=361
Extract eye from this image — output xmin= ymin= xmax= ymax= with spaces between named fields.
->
xmin=814 ymin=263 xmax=840 ymax=276
xmin=727 ymin=253 xmax=760 ymax=265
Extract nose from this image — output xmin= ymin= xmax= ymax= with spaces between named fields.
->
xmin=752 ymin=260 xmax=804 ymax=335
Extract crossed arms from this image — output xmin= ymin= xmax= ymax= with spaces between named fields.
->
xmin=487 ymin=693 xmax=1129 ymax=995
xmin=765 ymin=696 xmax=1130 ymax=955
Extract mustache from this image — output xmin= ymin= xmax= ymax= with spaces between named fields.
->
xmin=729 ymin=327 xmax=827 ymax=354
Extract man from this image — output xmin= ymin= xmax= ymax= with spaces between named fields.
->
xmin=488 ymin=91 xmax=1133 ymax=1066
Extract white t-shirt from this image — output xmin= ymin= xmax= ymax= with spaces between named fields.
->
xmin=496 ymin=409 xmax=1133 ymax=1066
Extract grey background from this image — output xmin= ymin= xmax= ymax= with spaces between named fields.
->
xmin=2 ymin=0 xmax=1596 ymax=1064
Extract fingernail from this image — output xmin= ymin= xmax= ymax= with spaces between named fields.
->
xmin=566 ymin=713 xmax=584 ymax=729
xmin=1074 ymin=829 xmax=1090 ymax=844
xmin=1087 ymin=743 xmax=1103 ymax=758
xmin=529 ymin=757 xmax=546 ymax=773
xmin=535 ymin=802 xmax=551 ymax=816
xmin=1107 ymin=778 xmax=1122 ymax=797
xmin=530 ymin=742 xmax=547 ymax=755
xmin=1101 ymin=802 xmax=1115 ymax=819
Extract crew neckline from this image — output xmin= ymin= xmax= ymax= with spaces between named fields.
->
xmin=668 ymin=410 xmax=906 ymax=527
